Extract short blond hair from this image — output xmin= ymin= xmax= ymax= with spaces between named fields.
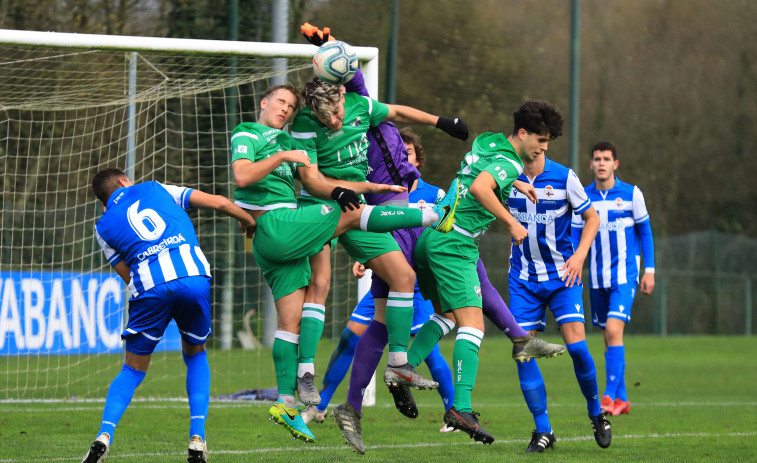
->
xmin=301 ymin=77 xmax=341 ymax=120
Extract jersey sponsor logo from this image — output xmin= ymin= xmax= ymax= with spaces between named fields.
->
xmin=457 ymin=359 xmax=463 ymax=382
xmin=137 ymin=233 xmax=187 ymax=261
xmin=599 ymin=219 xmax=627 ymax=231
xmin=619 ymin=305 xmax=625 ymax=312
xmin=575 ymin=304 xmax=581 ymax=312
xmin=380 ymin=210 xmax=405 ymax=216
xmin=512 ymin=211 xmax=555 ymax=224
xmin=262 ymin=128 xmax=281 ymax=138
xmin=321 ymin=204 xmax=334 ymax=215
xmin=325 ymin=128 xmax=344 ymax=139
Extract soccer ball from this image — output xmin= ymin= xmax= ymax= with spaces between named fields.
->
xmin=312 ymin=40 xmax=358 ymax=86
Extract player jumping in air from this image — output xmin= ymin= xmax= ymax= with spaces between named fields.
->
xmin=230 ymin=83 xmax=453 ymax=443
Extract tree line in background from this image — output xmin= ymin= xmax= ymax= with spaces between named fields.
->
xmin=2 ymin=0 xmax=756 ymax=238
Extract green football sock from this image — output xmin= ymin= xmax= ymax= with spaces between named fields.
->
xmin=451 ymin=327 xmax=484 ymax=413
xmin=299 ymin=303 xmax=325 ymax=365
xmin=408 ymin=314 xmax=455 ymax=367
xmin=362 ymin=205 xmax=424 ymax=232
xmin=272 ymin=331 xmax=299 ymax=396
xmin=385 ymin=292 xmax=414 ymax=354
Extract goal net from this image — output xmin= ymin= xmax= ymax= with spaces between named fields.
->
xmin=0 ymin=30 xmax=378 ymax=401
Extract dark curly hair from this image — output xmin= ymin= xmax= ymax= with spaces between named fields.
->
xmin=512 ymin=100 xmax=563 ymax=140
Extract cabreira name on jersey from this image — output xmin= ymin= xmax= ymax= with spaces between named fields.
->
xmin=137 ymin=233 xmax=187 ymax=260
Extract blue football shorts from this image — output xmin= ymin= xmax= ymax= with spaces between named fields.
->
xmin=508 ymin=273 xmax=585 ymax=332
xmin=122 ymin=275 xmax=212 ymax=355
xmin=589 ymin=282 xmax=637 ymax=328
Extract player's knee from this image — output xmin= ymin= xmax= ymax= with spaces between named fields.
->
xmin=308 ymin=275 xmax=331 ymax=300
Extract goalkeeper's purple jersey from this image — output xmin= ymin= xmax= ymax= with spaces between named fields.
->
xmin=94 ymin=181 xmax=211 ymax=299
xmin=346 ymin=69 xmax=420 ymax=205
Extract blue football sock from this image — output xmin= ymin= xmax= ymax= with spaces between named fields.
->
xmin=517 ymin=359 xmax=551 ymax=433
xmin=318 ymin=328 xmax=359 ymax=412
xmin=566 ymin=340 xmax=601 ymax=416
xmin=184 ymin=350 xmax=210 ymax=440
xmin=424 ymin=343 xmax=454 ymax=411
xmin=604 ymin=345 xmax=625 ymax=400
xmin=616 ymin=350 xmax=628 ymax=401
xmin=98 ymin=364 xmax=146 ymax=441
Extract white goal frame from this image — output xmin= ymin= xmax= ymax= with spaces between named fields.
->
xmin=0 ymin=29 xmax=378 ymax=403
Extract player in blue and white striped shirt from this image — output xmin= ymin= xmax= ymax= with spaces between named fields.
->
xmin=572 ymin=141 xmax=655 ymax=417
xmin=505 ymin=101 xmax=611 ymax=452
xmin=82 ymin=168 xmax=255 ymax=463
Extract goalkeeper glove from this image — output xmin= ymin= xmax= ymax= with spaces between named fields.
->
xmin=301 ymin=22 xmax=336 ymax=46
xmin=331 ymin=186 xmax=361 ymax=212
xmin=436 ymin=116 xmax=469 ymax=141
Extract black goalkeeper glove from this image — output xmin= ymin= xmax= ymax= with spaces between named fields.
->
xmin=436 ymin=116 xmax=469 ymax=141
xmin=301 ymin=23 xmax=334 ymax=46
xmin=331 ymin=186 xmax=361 ymax=212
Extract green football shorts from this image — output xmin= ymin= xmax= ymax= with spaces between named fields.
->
xmin=414 ymin=228 xmax=482 ymax=312
xmin=339 ymin=228 xmax=401 ymax=264
xmin=298 ymin=195 xmax=339 ymax=250
xmin=253 ymin=204 xmax=340 ymax=300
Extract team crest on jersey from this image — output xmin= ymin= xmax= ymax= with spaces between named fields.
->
xmin=321 ymin=204 xmax=334 ymax=215
xmin=545 ymin=185 xmax=554 ymax=197
xmin=474 ymin=285 xmax=481 ymax=299
xmin=351 ymin=117 xmax=362 ymax=128
xmin=615 ymin=197 xmax=623 ymax=208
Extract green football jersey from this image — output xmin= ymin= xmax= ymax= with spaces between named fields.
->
xmin=290 ymin=92 xmax=389 ymax=183
xmin=452 ymin=132 xmax=524 ymax=235
xmin=230 ymin=122 xmax=298 ymax=209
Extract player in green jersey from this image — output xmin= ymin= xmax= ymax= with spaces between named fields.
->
xmin=402 ymin=101 xmax=566 ymax=445
xmin=292 ymin=77 xmax=468 ymax=452
xmin=291 ymin=76 xmax=467 ymax=393
xmin=230 ymin=84 xmax=454 ymax=443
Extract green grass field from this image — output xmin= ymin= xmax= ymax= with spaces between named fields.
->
xmin=2 ymin=335 xmax=756 ymax=462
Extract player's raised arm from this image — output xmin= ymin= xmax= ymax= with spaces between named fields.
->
xmin=188 ymin=190 xmax=256 ymax=237
xmin=385 ymin=104 xmax=469 ymax=141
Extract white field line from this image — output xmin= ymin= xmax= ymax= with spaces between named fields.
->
xmin=1 ymin=431 xmax=756 ymax=462
xmin=1 ymin=400 xmax=756 ymax=413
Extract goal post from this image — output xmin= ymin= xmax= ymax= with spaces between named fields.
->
xmin=0 ymin=29 xmax=378 ymax=401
